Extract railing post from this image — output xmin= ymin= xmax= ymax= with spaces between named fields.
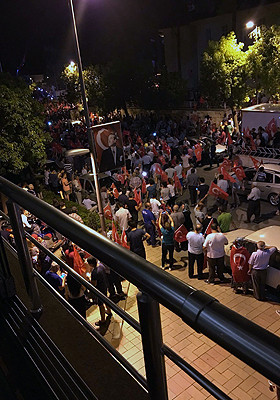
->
xmin=137 ymin=291 xmax=168 ymax=400
xmin=7 ymin=200 xmax=42 ymax=319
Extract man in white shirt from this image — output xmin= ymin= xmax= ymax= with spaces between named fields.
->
xmin=245 ymin=183 xmax=261 ymax=223
xmin=186 ymin=224 xmax=205 ymax=279
xmin=165 ymin=163 xmax=175 ymax=179
xmin=150 ymin=195 xmax=161 ymax=219
xmin=114 ymin=203 xmax=132 ymax=231
xmin=181 ymin=152 xmax=191 ymax=173
xmin=203 ymin=223 xmax=228 ymax=283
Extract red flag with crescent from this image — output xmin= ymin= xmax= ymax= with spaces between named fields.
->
xmin=174 ymin=172 xmax=182 ymax=189
xmin=159 ymin=156 xmax=166 ymax=165
xmin=121 ymin=229 xmax=130 ymax=249
xmin=152 ymin=144 xmax=158 ymax=156
xmin=209 ymin=182 xmax=228 ymax=200
xmin=112 ymin=222 xmax=121 ymax=244
xmin=250 ymin=156 xmax=261 ymax=170
xmin=142 ymin=179 xmax=147 ymax=194
xmin=73 ymin=247 xmax=86 ymax=276
xmin=161 ymin=170 xmax=168 ymax=182
xmin=230 ymin=245 xmax=250 ymax=283
xmin=174 ymin=224 xmax=188 ymax=243
xmin=103 ymin=204 xmax=112 ymax=220
xmin=194 ymin=144 xmax=202 ymax=162
xmin=111 ymin=183 xmax=119 ymax=199
xmin=122 ymin=166 xmax=129 ymax=176
xmin=116 ymin=174 xmax=125 ymax=184
xmin=220 ymin=167 xmax=236 ymax=183
xmin=243 ymin=127 xmax=257 ymax=150
xmin=137 ymin=135 xmax=143 ymax=145
xmin=205 ymin=218 xmax=213 ymax=235
xmin=232 ymin=166 xmax=246 ymax=180
xmin=133 ymin=188 xmax=142 ymax=205
xmin=154 ymin=164 xmax=163 ymax=175
xmin=266 ymin=118 xmax=277 ymax=136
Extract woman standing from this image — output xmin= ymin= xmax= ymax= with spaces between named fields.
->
xmin=159 ymin=212 xmax=175 ymax=271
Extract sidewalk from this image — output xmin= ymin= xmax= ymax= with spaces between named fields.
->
xmin=87 ymin=242 xmax=280 ymax=400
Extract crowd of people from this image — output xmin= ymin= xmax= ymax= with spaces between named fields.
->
xmin=3 ymin=103 xmax=280 ymax=334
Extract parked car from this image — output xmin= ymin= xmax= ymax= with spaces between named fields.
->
xmin=224 ymin=226 xmax=280 ymax=291
xmin=237 ymin=164 xmax=280 ymax=206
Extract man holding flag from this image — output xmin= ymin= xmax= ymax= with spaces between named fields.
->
xmin=186 ymin=224 xmax=205 ymax=280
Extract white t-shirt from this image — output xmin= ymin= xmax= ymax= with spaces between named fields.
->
xmin=150 ymin=198 xmax=161 ymax=216
xmin=186 ymin=231 xmax=205 ymax=254
xmin=114 ymin=208 xmax=132 ymax=230
xmin=174 ymin=165 xmax=182 ymax=178
xmin=181 ymin=154 xmax=191 ymax=168
xmin=167 ymin=184 xmax=175 ymax=197
xmin=203 ymin=232 xmax=228 ymax=258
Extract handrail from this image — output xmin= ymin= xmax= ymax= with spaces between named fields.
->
xmin=1 ymin=176 xmax=280 ymax=387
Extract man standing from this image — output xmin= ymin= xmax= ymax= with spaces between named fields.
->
xmin=217 ymin=206 xmax=237 ymax=233
xmin=245 ymin=183 xmax=261 ymax=223
xmin=159 ymin=212 xmax=175 ymax=270
xmin=186 ymin=168 xmax=200 ymax=206
xmin=142 ymin=202 xmax=158 ymax=247
xmin=114 ymin=203 xmax=131 ymax=231
xmin=248 ymin=241 xmax=276 ymax=301
xmin=217 ymin=174 xmax=228 ymax=206
xmin=186 ymin=224 xmax=205 ymax=279
xmin=203 ymin=223 xmax=228 ymax=284
xmin=127 ymin=220 xmax=150 ymax=259
xmin=171 ymin=204 xmax=185 ymax=252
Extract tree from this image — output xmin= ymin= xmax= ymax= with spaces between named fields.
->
xmin=0 ymin=73 xmax=50 ymax=176
xmin=247 ymin=25 xmax=280 ymax=98
xmin=201 ymin=32 xmax=249 ymax=110
xmin=61 ymin=61 xmax=80 ymax=104
xmin=83 ymin=64 xmax=107 ymax=114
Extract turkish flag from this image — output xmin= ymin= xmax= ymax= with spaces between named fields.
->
xmin=232 ymin=166 xmax=246 ymax=180
xmin=152 ymin=144 xmax=158 ymax=156
xmin=205 ymin=218 xmax=213 ymax=235
xmin=159 ymin=156 xmax=166 ymax=165
xmin=250 ymin=156 xmax=261 ymax=170
xmin=230 ymin=245 xmax=250 ymax=283
xmin=220 ymin=167 xmax=236 ymax=183
xmin=194 ymin=144 xmax=202 ymax=161
xmin=122 ymin=166 xmax=129 ymax=176
xmin=227 ymin=132 xmax=233 ymax=145
xmin=174 ymin=224 xmax=188 ymax=243
xmin=154 ymin=164 xmax=163 ymax=175
xmin=134 ymin=187 xmax=142 ymax=205
xmin=209 ymin=181 xmax=228 ymax=200
xmin=166 ymin=146 xmax=171 ymax=156
xmin=116 ymin=174 xmax=125 ymax=185
xmin=267 ymin=118 xmax=277 ymax=136
xmin=112 ymin=222 xmax=121 ymax=244
xmin=121 ymin=229 xmax=130 ymax=249
xmin=223 ymin=158 xmax=231 ymax=170
xmin=243 ymin=127 xmax=257 ymax=150
xmin=161 ymin=170 xmax=168 ymax=182
xmin=111 ymin=183 xmax=119 ymax=199
xmin=137 ymin=135 xmax=143 ymax=145
xmin=174 ymin=172 xmax=182 ymax=189
xmin=103 ymin=204 xmax=113 ymax=220
xmin=139 ymin=145 xmax=145 ymax=157
xmin=142 ymin=179 xmax=147 ymax=194
xmin=73 ymin=247 xmax=86 ymax=276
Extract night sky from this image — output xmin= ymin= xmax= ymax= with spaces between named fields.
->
xmin=0 ymin=0 xmax=188 ymax=77
xmin=0 ymin=0 xmax=265 ymax=77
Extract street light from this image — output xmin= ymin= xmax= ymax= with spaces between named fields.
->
xmin=68 ymin=0 xmax=106 ymax=234
xmin=246 ymin=21 xmax=254 ymax=29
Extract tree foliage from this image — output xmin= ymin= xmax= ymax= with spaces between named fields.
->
xmin=247 ymin=25 xmax=280 ymax=97
xmin=200 ymin=32 xmax=249 ymax=109
xmin=0 ymin=74 xmax=50 ymax=176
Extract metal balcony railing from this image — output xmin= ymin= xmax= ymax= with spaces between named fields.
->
xmin=0 ymin=175 xmax=280 ymax=400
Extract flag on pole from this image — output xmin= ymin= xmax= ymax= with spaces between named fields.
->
xmin=142 ymin=179 xmax=147 ymax=194
xmin=227 ymin=132 xmax=233 ymax=145
xmin=112 ymin=222 xmax=121 ymax=244
xmin=174 ymin=172 xmax=182 ymax=189
xmin=159 ymin=156 xmax=166 ymax=165
xmin=116 ymin=174 xmax=126 ymax=185
xmin=103 ymin=204 xmax=113 ymax=220
xmin=111 ymin=183 xmax=119 ymax=199
xmin=121 ymin=229 xmax=130 ymax=249
xmin=133 ymin=188 xmax=142 ymax=205
xmin=174 ymin=224 xmax=188 ymax=243
xmin=219 ymin=167 xmax=236 ymax=183
xmin=209 ymin=182 xmax=229 ymax=200
xmin=194 ymin=144 xmax=202 ymax=162
xmin=232 ymin=166 xmax=246 ymax=180
xmin=250 ymin=156 xmax=261 ymax=170
xmin=205 ymin=218 xmax=213 ymax=235
xmin=73 ymin=247 xmax=86 ymax=275
xmin=152 ymin=144 xmax=158 ymax=156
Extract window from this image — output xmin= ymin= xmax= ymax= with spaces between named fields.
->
xmin=275 ymin=175 xmax=280 ymax=184
xmin=85 ymin=180 xmax=94 ymax=192
xmin=264 ymin=173 xmax=273 ymax=183
xmin=206 ymin=28 xmax=212 ymax=42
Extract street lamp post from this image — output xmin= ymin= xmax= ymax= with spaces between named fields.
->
xmin=68 ymin=0 xmax=106 ymax=234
